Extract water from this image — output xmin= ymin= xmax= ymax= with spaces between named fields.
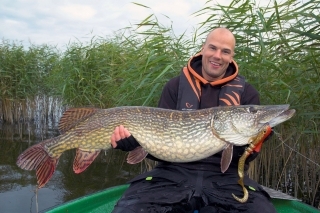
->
xmin=0 ymin=122 xmax=142 ymax=213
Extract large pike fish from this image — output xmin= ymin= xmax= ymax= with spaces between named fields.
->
xmin=17 ymin=105 xmax=295 ymax=189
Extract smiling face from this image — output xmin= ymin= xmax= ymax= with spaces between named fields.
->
xmin=201 ymin=28 xmax=236 ymax=81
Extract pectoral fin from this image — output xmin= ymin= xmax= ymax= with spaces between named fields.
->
xmin=127 ymin=146 xmax=148 ymax=164
xmin=73 ymin=149 xmax=101 ymax=174
xmin=221 ymin=144 xmax=233 ymax=173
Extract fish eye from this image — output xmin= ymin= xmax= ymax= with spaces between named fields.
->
xmin=248 ymin=107 xmax=257 ymax=113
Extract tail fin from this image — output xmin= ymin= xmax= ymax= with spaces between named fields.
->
xmin=16 ymin=139 xmax=59 ymax=188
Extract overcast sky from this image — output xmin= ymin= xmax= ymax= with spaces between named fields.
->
xmin=1 ymin=0 xmax=234 ymax=49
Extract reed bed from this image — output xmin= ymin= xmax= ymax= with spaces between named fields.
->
xmin=0 ymin=0 xmax=319 ymax=208
xmin=0 ymin=40 xmax=61 ymax=123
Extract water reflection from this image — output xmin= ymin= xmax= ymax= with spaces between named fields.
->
xmin=0 ymin=184 xmax=64 ymax=213
xmin=0 ymin=121 xmax=143 ymax=213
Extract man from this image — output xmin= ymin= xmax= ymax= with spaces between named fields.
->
xmin=110 ymin=28 xmax=276 ymax=213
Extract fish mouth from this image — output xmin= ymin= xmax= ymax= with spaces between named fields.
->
xmin=256 ymin=104 xmax=295 ymax=128
xmin=268 ymin=108 xmax=296 ymax=127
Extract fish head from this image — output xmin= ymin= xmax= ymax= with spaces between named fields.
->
xmin=211 ymin=104 xmax=296 ymax=146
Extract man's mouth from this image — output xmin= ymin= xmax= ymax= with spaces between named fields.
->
xmin=210 ymin=61 xmax=221 ymax=67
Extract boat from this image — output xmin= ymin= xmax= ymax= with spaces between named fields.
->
xmin=44 ymin=184 xmax=319 ymax=213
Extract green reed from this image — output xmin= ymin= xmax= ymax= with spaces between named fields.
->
xmin=47 ymin=15 xmax=193 ymax=108
xmin=0 ymin=40 xmax=60 ymax=122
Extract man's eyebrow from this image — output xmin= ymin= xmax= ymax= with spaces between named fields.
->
xmin=222 ymin=48 xmax=232 ymax=52
xmin=208 ymin=44 xmax=231 ymax=52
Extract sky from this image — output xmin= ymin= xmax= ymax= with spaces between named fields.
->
xmin=1 ymin=0 xmax=233 ymax=49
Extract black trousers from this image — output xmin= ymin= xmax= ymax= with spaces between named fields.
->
xmin=112 ymin=164 xmax=277 ymax=213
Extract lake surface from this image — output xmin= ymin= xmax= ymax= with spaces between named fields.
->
xmin=0 ymin=121 xmax=143 ymax=213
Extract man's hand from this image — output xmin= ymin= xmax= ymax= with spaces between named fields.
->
xmin=110 ymin=125 xmax=140 ymax=151
xmin=110 ymin=125 xmax=131 ymax=148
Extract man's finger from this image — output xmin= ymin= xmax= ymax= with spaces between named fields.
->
xmin=123 ymin=127 xmax=131 ymax=138
xmin=114 ymin=126 xmax=121 ymax=141
xmin=119 ymin=125 xmax=126 ymax=139
xmin=110 ymin=133 xmax=117 ymax=148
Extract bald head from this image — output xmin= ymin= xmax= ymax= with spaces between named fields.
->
xmin=200 ymin=27 xmax=236 ymax=81
xmin=204 ymin=28 xmax=236 ymax=51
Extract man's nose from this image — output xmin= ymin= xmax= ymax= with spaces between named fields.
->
xmin=212 ymin=49 xmax=221 ymax=59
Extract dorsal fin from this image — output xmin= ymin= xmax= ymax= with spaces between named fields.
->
xmin=58 ymin=108 xmax=98 ymax=134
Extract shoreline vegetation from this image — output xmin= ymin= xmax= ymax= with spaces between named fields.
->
xmin=1 ymin=0 xmax=319 ymax=209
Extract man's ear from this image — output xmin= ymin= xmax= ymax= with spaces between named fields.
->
xmin=230 ymin=52 xmax=235 ymax=63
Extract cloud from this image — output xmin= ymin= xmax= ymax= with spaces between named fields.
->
xmin=0 ymin=0 xmax=234 ymax=48
xmin=60 ymin=4 xmax=96 ymax=21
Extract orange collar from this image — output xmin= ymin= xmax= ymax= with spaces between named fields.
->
xmin=187 ymin=53 xmax=239 ymax=86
